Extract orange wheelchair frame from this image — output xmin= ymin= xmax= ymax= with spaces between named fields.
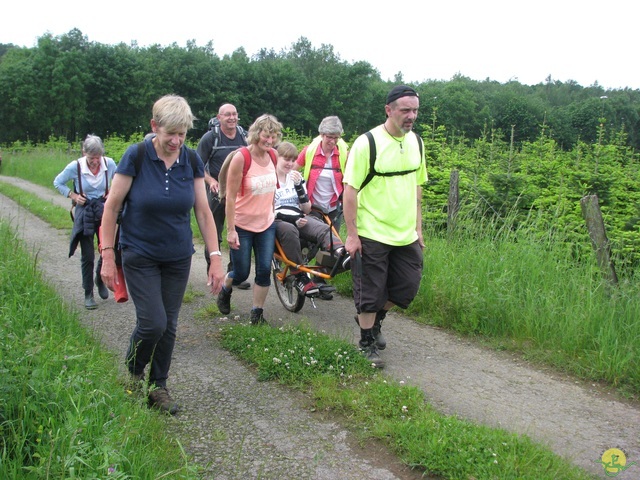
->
xmin=271 ymin=210 xmax=348 ymax=312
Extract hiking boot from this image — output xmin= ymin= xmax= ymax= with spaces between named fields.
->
xmin=236 ymin=281 xmax=251 ymax=290
xmin=359 ymin=339 xmax=385 ymax=369
xmin=293 ymin=273 xmax=320 ymax=297
xmin=95 ymin=274 xmax=109 ymax=300
xmin=373 ymin=310 xmax=387 ymax=350
xmin=217 ymin=286 xmax=232 ymax=314
xmin=148 ymin=387 xmax=179 ymax=415
xmin=250 ymin=307 xmax=267 ymax=325
xmin=354 ymin=313 xmax=386 ymax=350
xmin=84 ymin=292 xmax=97 ymax=310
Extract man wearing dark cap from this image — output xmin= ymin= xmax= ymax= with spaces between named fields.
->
xmin=342 ymin=85 xmax=427 ymax=368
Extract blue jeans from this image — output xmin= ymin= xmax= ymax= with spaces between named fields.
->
xmin=122 ymin=249 xmax=191 ymax=388
xmin=229 ymin=223 xmax=276 ymax=287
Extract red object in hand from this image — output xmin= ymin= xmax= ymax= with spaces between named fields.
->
xmin=114 ymin=266 xmax=128 ymax=303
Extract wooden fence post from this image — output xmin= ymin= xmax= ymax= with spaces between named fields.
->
xmin=448 ymin=170 xmax=460 ymax=233
xmin=580 ymin=194 xmax=618 ymax=286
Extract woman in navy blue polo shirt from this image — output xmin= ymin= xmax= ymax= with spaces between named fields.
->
xmin=100 ymin=95 xmax=225 ymax=414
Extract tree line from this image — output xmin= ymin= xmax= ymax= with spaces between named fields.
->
xmin=1 ymin=28 xmax=640 ymax=152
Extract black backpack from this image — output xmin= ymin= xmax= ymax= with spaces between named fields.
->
xmin=359 ymin=130 xmax=424 ymax=191
xmin=206 ymin=117 xmax=248 ymax=165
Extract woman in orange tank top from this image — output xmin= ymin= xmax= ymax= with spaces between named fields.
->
xmin=217 ymin=114 xmax=282 ymax=325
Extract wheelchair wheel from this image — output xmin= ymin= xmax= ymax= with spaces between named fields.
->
xmin=272 ymin=258 xmax=305 ymax=312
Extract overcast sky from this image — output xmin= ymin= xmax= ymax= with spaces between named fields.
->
xmin=2 ymin=0 xmax=637 ymax=90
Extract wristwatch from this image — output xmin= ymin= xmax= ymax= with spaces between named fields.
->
xmin=209 ymin=250 xmax=222 ymax=257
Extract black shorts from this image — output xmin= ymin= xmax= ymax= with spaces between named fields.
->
xmin=352 ymin=237 xmax=423 ymax=313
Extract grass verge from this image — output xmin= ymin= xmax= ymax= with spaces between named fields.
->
xmin=0 ymin=182 xmax=71 ymax=231
xmin=219 ymin=323 xmax=594 ymax=480
xmin=0 ymin=220 xmax=200 ymax=479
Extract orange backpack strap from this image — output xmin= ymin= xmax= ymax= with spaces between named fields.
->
xmin=239 ymin=147 xmax=252 ymax=196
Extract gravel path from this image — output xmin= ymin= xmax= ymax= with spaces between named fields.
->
xmin=2 ymin=174 xmax=639 ymax=479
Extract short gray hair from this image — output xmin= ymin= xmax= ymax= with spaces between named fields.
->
xmin=318 ymin=116 xmax=343 ymax=135
xmin=82 ymin=134 xmax=104 ymax=156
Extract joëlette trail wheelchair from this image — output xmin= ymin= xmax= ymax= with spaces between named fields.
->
xmin=271 ymin=207 xmax=349 ymax=312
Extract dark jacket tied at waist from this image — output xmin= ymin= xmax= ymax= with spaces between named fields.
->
xmin=69 ymin=197 xmax=106 ymax=257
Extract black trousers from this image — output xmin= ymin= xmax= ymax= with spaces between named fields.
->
xmin=78 ymin=233 xmax=102 ymax=294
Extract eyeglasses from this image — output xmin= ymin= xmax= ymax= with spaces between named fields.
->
xmin=323 ymin=135 xmax=341 ymax=141
xmin=220 ymin=112 xmax=238 ymax=117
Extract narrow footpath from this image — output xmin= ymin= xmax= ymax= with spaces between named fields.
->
xmin=1 ymin=175 xmax=639 ymax=479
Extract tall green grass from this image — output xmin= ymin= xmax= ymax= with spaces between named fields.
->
xmin=0 ymin=221 xmax=200 ymax=479
xmin=412 ymin=213 xmax=640 ymax=396
xmin=0 ymin=134 xmax=146 ymax=189
xmin=1 ymin=147 xmax=74 ymax=189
